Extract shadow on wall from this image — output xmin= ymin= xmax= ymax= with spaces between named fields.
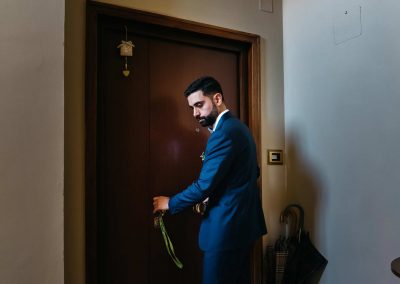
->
xmin=284 ymin=128 xmax=328 ymax=283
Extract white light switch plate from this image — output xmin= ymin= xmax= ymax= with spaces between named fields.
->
xmin=260 ymin=0 xmax=273 ymax=13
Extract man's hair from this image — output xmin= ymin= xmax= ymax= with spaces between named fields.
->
xmin=184 ymin=76 xmax=224 ymax=100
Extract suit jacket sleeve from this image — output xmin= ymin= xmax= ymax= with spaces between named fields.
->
xmin=168 ymin=130 xmax=234 ymax=214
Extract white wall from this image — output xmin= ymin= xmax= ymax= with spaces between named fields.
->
xmin=0 ymin=0 xmax=64 ymax=283
xmin=283 ymin=0 xmax=400 ymax=283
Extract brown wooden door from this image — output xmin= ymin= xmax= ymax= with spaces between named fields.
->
xmin=96 ymin=17 xmax=241 ymax=284
xmin=86 ymin=3 xmax=262 ymax=283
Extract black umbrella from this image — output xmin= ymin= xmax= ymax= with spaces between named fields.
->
xmin=280 ymin=204 xmax=328 ymax=284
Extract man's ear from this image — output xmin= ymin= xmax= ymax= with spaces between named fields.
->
xmin=213 ymin=93 xmax=223 ymax=106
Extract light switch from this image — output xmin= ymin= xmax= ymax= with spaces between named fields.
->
xmin=267 ymin=150 xmax=283 ymax=165
xmin=259 ymin=0 xmax=273 ymax=13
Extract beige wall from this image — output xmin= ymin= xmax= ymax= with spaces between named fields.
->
xmin=0 ymin=0 xmax=64 ymax=283
xmin=65 ymin=0 xmax=284 ymax=283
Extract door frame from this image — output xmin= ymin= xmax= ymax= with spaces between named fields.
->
xmin=85 ymin=1 xmax=263 ymax=283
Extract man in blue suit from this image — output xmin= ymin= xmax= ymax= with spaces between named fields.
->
xmin=153 ymin=76 xmax=267 ymax=284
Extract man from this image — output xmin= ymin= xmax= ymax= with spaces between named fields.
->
xmin=153 ymin=76 xmax=267 ymax=284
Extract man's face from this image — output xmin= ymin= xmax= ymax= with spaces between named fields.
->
xmin=187 ymin=90 xmax=219 ymax=127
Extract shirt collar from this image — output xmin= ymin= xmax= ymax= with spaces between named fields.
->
xmin=208 ymin=109 xmax=229 ymax=133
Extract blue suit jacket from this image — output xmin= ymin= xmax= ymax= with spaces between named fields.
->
xmin=169 ymin=112 xmax=267 ymax=251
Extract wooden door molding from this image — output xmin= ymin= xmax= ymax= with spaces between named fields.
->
xmin=86 ymin=1 xmax=262 ymax=283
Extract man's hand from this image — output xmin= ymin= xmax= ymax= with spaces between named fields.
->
xmin=153 ymin=196 xmax=170 ymax=213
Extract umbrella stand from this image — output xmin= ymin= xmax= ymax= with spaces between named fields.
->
xmin=265 ymin=206 xmax=297 ymax=284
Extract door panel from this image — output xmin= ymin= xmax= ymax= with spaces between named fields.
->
xmin=148 ymin=38 xmax=239 ymax=283
xmin=92 ymin=12 xmax=253 ymax=284
xmin=98 ymin=26 xmax=151 ymax=283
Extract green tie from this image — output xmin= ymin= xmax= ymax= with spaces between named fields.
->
xmin=154 ymin=211 xmax=183 ymax=269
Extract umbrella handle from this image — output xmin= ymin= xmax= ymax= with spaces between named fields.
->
xmin=280 ymin=204 xmax=305 ymax=241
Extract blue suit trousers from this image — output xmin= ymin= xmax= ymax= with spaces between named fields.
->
xmin=202 ymin=245 xmax=252 ymax=284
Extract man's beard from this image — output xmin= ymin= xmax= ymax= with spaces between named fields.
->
xmin=198 ymin=104 xmax=218 ymax=127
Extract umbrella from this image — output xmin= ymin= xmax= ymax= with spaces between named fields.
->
xmin=280 ymin=204 xmax=328 ymax=284
xmin=266 ymin=206 xmax=297 ymax=284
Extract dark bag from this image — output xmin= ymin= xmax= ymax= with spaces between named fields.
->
xmin=281 ymin=204 xmax=328 ymax=284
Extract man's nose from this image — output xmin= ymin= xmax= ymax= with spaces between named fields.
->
xmin=193 ymin=108 xmax=199 ymax=117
